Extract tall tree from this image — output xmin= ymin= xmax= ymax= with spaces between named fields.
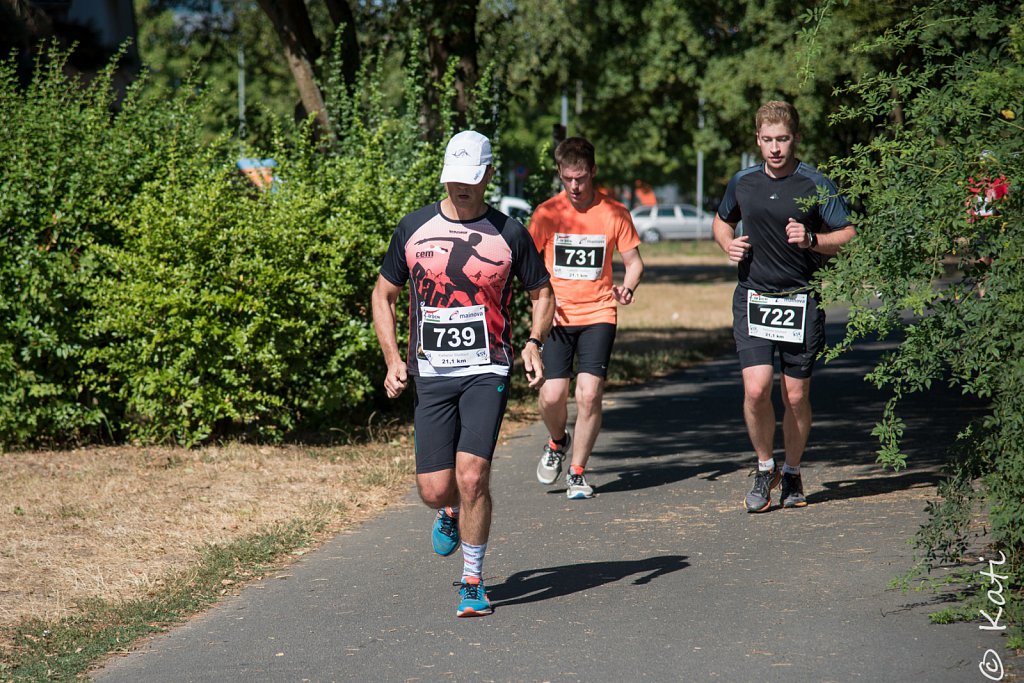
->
xmin=415 ymin=0 xmax=479 ymax=133
xmin=255 ymin=0 xmax=332 ymax=133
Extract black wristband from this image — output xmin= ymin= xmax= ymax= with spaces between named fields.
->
xmin=807 ymin=231 xmax=818 ymax=249
xmin=624 ymin=286 xmax=634 ymax=297
xmin=526 ymin=337 xmax=544 ymax=351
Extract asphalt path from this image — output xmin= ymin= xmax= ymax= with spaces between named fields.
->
xmin=93 ymin=316 xmax=1020 ymax=682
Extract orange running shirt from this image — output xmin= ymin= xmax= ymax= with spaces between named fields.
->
xmin=529 ymin=190 xmax=640 ymax=326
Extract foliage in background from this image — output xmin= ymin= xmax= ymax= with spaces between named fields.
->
xmin=0 ymin=46 xmax=189 ymax=447
xmin=0 ymin=38 xmax=509 ymax=447
xmin=480 ymin=0 xmax=909 ymax=203
xmin=134 ymin=0 xmax=298 ymax=147
xmin=813 ymin=0 xmax=1023 ymax=645
xmin=130 ymin=0 xmax=915 ymax=204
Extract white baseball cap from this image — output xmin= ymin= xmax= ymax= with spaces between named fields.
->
xmin=440 ymin=130 xmax=492 ymax=185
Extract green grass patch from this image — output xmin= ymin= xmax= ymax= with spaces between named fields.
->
xmin=634 ymin=239 xmax=722 ymax=259
xmin=1 ymin=519 xmax=323 ymax=682
xmin=605 ymin=332 xmax=733 ymax=388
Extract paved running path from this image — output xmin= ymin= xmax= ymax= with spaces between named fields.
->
xmin=93 ymin=319 xmax=1019 ymax=682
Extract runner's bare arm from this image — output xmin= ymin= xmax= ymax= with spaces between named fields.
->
xmin=371 ymin=275 xmax=409 ymax=399
xmin=713 ymin=213 xmax=750 ymax=263
xmin=811 ymin=224 xmax=856 ymax=256
xmin=786 ymin=219 xmax=857 ymax=256
xmin=712 ymin=214 xmax=753 ymax=264
xmin=613 ymin=247 xmax=644 ymax=305
xmin=522 ymin=282 xmax=555 ymax=389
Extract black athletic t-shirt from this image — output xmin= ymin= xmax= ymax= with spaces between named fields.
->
xmin=718 ymin=162 xmax=852 ymax=292
xmin=379 ymin=202 xmax=550 ymax=378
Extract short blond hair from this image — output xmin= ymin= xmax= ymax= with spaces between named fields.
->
xmin=756 ymin=101 xmax=800 ymax=135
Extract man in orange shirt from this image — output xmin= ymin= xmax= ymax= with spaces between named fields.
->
xmin=528 ymin=137 xmax=644 ymax=499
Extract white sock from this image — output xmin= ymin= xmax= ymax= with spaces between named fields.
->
xmin=782 ymin=463 xmax=800 ymax=475
xmin=758 ymin=458 xmax=775 ymax=472
xmin=461 ymin=541 xmax=487 ymax=580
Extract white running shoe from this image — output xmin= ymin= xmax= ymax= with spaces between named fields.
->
xmin=536 ymin=432 xmax=571 ymax=485
xmin=566 ymin=466 xmax=594 ymax=499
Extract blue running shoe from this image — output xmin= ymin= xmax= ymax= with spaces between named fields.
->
xmin=455 ymin=576 xmax=492 ymax=617
xmin=432 ymin=507 xmax=460 ymax=556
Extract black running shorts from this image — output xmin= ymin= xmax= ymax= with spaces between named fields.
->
xmin=542 ymin=323 xmax=617 ymax=379
xmin=412 ymin=373 xmax=510 ymax=474
xmin=732 ymin=285 xmax=826 ymax=379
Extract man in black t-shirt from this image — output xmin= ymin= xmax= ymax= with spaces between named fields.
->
xmin=372 ymin=130 xmax=554 ymax=617
xmin=713 ymin=101 xmax=855 ymax=513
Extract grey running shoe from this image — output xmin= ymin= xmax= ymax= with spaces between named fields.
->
xmin=566 ymin=466 xmax=594 ymax=499
xmin=536 ymin=432 xmax=571 ymax=485
xmin=745 ymin=466 xmax=781 ymax=513
xmin=781 ymin=472 xmax=808 ymax=508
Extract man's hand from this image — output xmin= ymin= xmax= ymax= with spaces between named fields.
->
xmin=521 ymin=344 xmax=545 ymax=389
xmin=786 ymin=217 xmax=813 ymax=249
xmin=728 ymin=235 xmax=752 ymax=262
xmin=384 ymin=362 xmax=408 ymax=399
xmin=612 ymin=285 xmax=635 ymax=305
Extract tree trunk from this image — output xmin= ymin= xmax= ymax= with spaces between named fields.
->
xmin=322 ymin=0 xmax=360 ymax=93
xmin=255 ymin=0 xmax=330 ymax=136
xmin=890 ymin=85 xmax=904 ymax=126
xmin=418 ymin=0 xmax=480 ymax=137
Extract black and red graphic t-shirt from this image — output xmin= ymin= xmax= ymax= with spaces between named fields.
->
xmin=379 ymin=202 xmax=550 ymax=378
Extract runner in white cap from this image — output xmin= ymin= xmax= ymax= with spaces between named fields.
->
xmin=372 ymin=130 xmax=554 ymax=616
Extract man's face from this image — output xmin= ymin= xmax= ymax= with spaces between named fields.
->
xmin=558 ymin=163 xmax=596 ymax=210
xmin=446 ymin=166 xmax=493 ymax=211
xmin=756 ymin=122 xmax=799 ymax=176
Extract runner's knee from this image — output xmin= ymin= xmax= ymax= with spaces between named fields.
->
xmin=781 ymin=379 xmax=811 ymax=408
xmin=744 ymin=381 xmax=772 ymax=405
xmin=574 ymin=384 xmax=603 ymax=415
xmin=417 ymin=475 xmax=456 ymax=508
xmin=456 ymin=457 xmax=491 ymax=501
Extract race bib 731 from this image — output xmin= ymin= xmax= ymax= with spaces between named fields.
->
xmin=552 ymin=233 xmax=606 ymax=280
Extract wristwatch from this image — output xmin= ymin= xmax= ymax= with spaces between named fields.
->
xmin=807 ymin=231 xmax=818 ymax=249
xmin=526 ymin=337 xmax=544 ymax=351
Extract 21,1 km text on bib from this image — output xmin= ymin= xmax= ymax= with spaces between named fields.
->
xmin=420 ymin=305 xmax=490 ymax=367
xmin=747 ymin=291 xmax=807 ymax=344
xmin=552 ymin=233 xmax=606 ymax=280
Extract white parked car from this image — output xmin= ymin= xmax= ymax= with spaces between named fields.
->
xmin=498 ymin=196 xmax=532 ymax=222
xmin=630 ymin=203 xmax=713 ymax=242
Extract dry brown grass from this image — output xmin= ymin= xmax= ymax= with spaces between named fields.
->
xmin=618 ymin=246 xmax=736 ymax=330
xmin=0 ymin=440 xmax=420 ymax=631
xmin=0 ymin=242 xmax=737 ymax=646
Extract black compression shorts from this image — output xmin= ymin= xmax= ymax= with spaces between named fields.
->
xmin=542 ymin=323 xmax=617 ymax=379
xmin=412 ymin=373 xmax=510 ymax=474
xmin=732 ymin=285 xmax=826 ymax=379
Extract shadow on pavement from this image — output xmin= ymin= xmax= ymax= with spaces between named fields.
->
xmin=590 ymin=319 xmax=985 ymax=501
xmin=489 ymin=555 xmax=690 ymax=608
xmin=806 ymin=470 xmax=944 ymax=505
xmin=594 ymin=461 xmax=747 ymax=495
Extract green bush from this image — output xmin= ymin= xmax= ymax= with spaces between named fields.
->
xmin=817 ymin=0 xmax=1023 ymax=644
xmin=84 ymin=127 xmax=437 ymax=444
xmin=0 ymin=40 xmax=507 ymax=447
xmin=0 ymin=46 xmax=201 ymax=446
